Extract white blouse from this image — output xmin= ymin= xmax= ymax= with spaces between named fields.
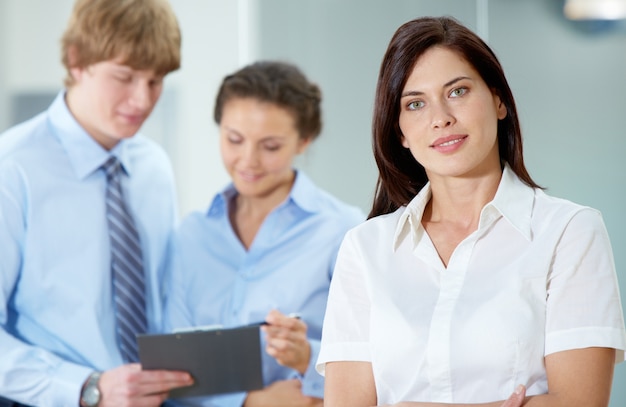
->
xmin=317 ymin=166 xmax=626 ymax=404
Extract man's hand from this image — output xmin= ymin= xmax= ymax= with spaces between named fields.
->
xmin=262 ymin=310 xmax=310 ymax=375
xmin=243 ymin=379 xmax=322 ymax=407
xmin=97 ymin=363 xmax=193 ymax=407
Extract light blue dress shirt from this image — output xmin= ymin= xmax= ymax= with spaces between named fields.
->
xmin=164 ymin=172 xmax=364 ymax=406
xmin=0 ymin=91 xmax=178 ymax=406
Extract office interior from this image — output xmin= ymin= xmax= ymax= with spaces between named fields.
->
xmin=0 ymin=0 xmax=625 ymax=405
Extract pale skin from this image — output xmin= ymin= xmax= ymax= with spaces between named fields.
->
xmin=67 ymin=56 xmax=193 ymax=405
xmin=323 ymin=46 xmax=617 ymax=407
xmin=219 ymin=98 xmax=321 ymax=407
xmin=262 ymin=309 xmax=311 ymax=375
xmin=97 ymin=364 xmax=193 ymax=407
xmin=66 ymin=54 xmax=164 ymax=150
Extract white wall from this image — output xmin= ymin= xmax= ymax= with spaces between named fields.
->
xmin=3 ymin=0 xmax=71 ymax=91
xmin=0 ymin=1 xmax=7 ymax=133
xmin=163 ymin=1 xmax=238 ymax=216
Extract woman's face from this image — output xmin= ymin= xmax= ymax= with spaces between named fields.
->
xmin=398 ymin=46 xmax=507 ymax=181
xmin=219 ymin=97 xmax=311 ymax=199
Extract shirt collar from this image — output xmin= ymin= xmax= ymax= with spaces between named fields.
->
xmin=207 ymin=170 xmax=321 ymax=217
xmin=392 ymin=165 xmax=534 ymax=252
xmin=486 ymin=164 xmax=534 ymax=241
xmin=392 ymin=182 xmax=432 ymax=252
xmin=47 ymin=90 xmax=135 ymax=179
xmin=288 ymin=171 xmax=323 ymax=213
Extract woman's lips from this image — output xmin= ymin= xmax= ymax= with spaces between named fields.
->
xmin=238 ymin=171 xmax=262 ymax=182
xmin=431 ymin=135 xmax=468 ymax=152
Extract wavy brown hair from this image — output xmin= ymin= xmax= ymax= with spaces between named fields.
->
xmin=369 ymin=16 xmax=540 ymax=218
xmin=214 ymin=61 xmax=322 ymax=142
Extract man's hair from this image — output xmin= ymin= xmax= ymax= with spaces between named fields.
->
xmin=61 ymin=0 xmax=181 ymax=87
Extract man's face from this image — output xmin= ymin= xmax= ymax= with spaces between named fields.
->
xmin=67 ymin=58 xmax=164 ymax=150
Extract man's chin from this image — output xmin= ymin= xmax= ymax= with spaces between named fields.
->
xmin=115 ymin=126 xmax=143 ymax=139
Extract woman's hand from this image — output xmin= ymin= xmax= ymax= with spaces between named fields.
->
xmin=500 ymin=385 xmax=526 ymax=407
xmin=262 ymin=309 xmax=310 ymax=374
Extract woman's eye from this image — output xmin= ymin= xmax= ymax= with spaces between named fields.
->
xmin=264 ymin=144 xmax=281 ymax=152
xmin=407 ymin=100 xmax=424 ymax=110
xmin=450 ymin=87 xmax=468 ymax=97
xmin=228 ymin=136 xmax=242 ymax=144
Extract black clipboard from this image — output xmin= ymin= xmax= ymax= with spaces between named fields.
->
xmin=137 ymin=325 xmax=264 ymax=398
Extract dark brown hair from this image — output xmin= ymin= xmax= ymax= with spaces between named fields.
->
xmin=61 ymin=0 xmax=181 ymax=87
xmin=369 ymin=16 xmax=540 ymax=218
xmin=214 ymin=61 xmax=322 ymax=141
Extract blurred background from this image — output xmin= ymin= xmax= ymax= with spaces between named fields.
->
xmin=0 ymin=0 xmax=624 ymax=405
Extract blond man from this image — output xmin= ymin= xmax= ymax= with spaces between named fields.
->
xmin=0 ymin=1 xmax=192 ymax=405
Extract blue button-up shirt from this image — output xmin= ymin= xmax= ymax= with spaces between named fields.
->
xmin=164 ymin=172 xmax=364 ymax=406
xmin=0 ymin=91 xmax=178 ymax=406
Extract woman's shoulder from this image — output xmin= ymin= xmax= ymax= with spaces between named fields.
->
xmin=534 ymin=188 xmax=601 ymax=219
xmin=176 ymin=206 xmax=224 ymax=241
xmin=294 ymin=171 xmax=365 ymax=222
xmin=315 ymin=188 xmax=364 ymax=218
xmin=345 ymin=206 xmax=405 ymax=241
xmin=532 ymin=188 xmax=606 ymax=234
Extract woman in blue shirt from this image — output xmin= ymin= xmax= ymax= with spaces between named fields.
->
xmin=164 ymin=61 xmax=364 ymax=406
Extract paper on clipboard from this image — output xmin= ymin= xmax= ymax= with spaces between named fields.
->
xmin=137 ymin=324 xmax=264 ymax=399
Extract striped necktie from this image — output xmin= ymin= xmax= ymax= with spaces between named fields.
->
xmin=102 ymin=156 xmax=147 ymax=363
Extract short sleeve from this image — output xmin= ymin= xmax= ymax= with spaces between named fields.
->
xmin=545 ymin=208 xmax=626 ymax=362
xmin=316 ymin=229 xmax=372 ymax=375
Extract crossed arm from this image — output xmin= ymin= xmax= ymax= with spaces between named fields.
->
xmin=324 ymin=347 xmax=615 ymax=407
